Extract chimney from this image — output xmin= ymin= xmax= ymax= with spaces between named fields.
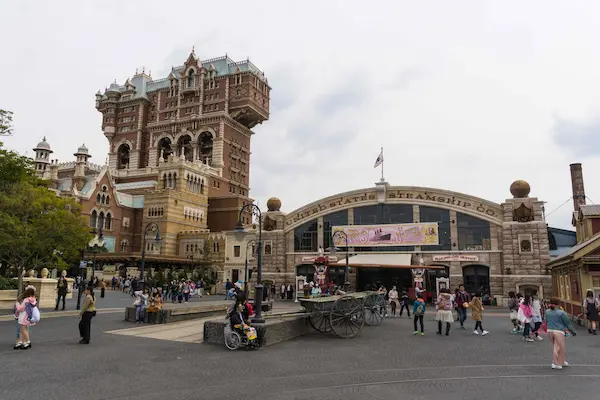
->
xmin=570 ymin=163 xmax=586 ymax=211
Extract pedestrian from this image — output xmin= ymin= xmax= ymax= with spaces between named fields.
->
xmin=544 ymin=297 xmax=577 ymax=370
xmin=100 ymin=280 xmax=106 ymax=298
xmin=455 ymin=285 xmax=470 ymax=330
xmin=584 ymin=290 xmax=599 ymax=335
xmin=78 ymin=286 xmax=96 ymax=344
xmin=16 ymin=286 xmax=38 ymax=350
xmin=531 ymin=289 xmax=543 ymax=340
xmin=508 ymin=291 xmax=521 ymax=333
xmin=55 ymin=271 xmax=69 ymax=311
xmin=519 ymin=294 xmax=534 ymax=342
xmin=287 ymin=283 xmax=294 ymax=300
xmin=399 ymin=289 xmax=410 ymax=317
xmin=280 ymin=283 xmax=286 ymax=300
xmin=133 ymin=287 xmax=149 ymax=323
xmin=225 ymin=279 xmax=233 ymax=300
xmin=388 ymin=286 xmax=399 ymax=317
xmin=183 ymin=281 xmax=191 ymax=303
xmin=270 ymin=283 xmax=276 ymax=300
xmin=471 ymin=291 xmax=489 ymax=336
xmin=435 ymin=288 xmax=454 ymax=336
xmin=13 ymin=288 xmax=32 ymax=349
xmin=412 ymin=295 xmax=426 ymax=335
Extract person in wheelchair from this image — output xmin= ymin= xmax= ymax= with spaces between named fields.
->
xmin=229 ymin=302 xmax=259 ymax=349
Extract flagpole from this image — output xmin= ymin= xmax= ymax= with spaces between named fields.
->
xmin=380 ymin=146 xmax=384 ymax=182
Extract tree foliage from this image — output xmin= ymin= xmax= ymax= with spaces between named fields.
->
xmin=0 ymin=142 xmax=93 ymax=292
xmin=0 ymin=109 xmax=14 ymax=136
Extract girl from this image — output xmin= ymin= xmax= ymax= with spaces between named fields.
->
xmin=79 ymin=286 xmax=96 ymax=344
xmin=584 ymin=290 xmax=598 ymax=335
xmin=435 ymin=288 xmax=454 ymax=336
xmin=388 ymin=286 xmax=399 ymax=317
xmin=545 ymin=297 xmax=577 ymax=370
xmin=531 ymin=290 xmax=543 ymax=340
xmin=471 ymin=292 xmax=489 ymax=335
xmin=519 ymin=294 xmax=534 ymax=342
xmin=15 ymin=286 xmax=37 ymax=350
xmin=13 ymin=286 xmax=34 ymax=350
xmin=508 ymin=291 xmax=520 ymax=333
xmin=412 ymin=296 xmax=426 ymax=335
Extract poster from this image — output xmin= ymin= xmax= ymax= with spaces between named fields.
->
xmin=332 ymin=223 xmax=439 ymax=247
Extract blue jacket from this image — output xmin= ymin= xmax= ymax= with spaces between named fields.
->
xmin=544 ymin=309 xmax=575 ymax=333
xmin=413 ymin=299 xmax=426 ymax=315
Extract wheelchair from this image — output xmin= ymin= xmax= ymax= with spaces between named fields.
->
xmin=223 ymin=318 xmax=259 ymax=350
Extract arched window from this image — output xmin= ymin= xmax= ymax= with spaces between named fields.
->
xmin=101 ymin=194 xmax=106 ymax=205
xmin=158 ymin=137 xmax=172 ymax=164
xmin=96 ymin=193 xmax=101 ymax=203
xmin=97 ymin=212 xmax=105 ymax=231
xmin=105 ymin=213 xmax=112 ymax=230
xmin=117 ymin=144 xmax=131 ymax=170
xmin=106 ymin=195 xmax=110 ymax=205
xmin=198 ymin=132 xmax=213 ymax=165
xmin=177 ymin=134 xmax=193 ymax=162
xmin=120 ymin=239 xmax=129 ymax=252
xmin=187 ymin=69 xmax=195 ymax=88
xmin=90 ymin=210 xmax=98 ymax=228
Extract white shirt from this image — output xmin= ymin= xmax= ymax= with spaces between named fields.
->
xmin=281 ymin=285 xmax=286 ymax=293
xmin=388 ymin=290 xmax=399 ymax=300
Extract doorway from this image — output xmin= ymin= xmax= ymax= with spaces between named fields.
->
xmin=232 ymin=269 xmax=239 ymax=283
xmin=462 ymin=265 xmax=490 ymax=295
xmin=357 ymin=267 xmax=412 ymax=291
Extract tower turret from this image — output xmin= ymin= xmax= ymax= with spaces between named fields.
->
xmin=33 ymin=137 xmax=53 ymax=179
xmin=73 ymin=144 xmax=91 ymax=190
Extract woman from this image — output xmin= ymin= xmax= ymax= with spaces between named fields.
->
xmin=148 ymin=288 xmax=163 ymax=312
xmin=519 ymin=294 xmax=534 ymax=342
xmin=545 ymin=298 xmax=577 ymax=369
xmin=79 ymin=286 xmax=96 ymax=344
xmin=388 ymin=286 xmax=399 ymax=317
xmin=470 ymin=292 xmax=489 ymax=336
xmin=531 ymin=290 xmax=543 ymax=340
xmin=182 ymin=281 xmax=191 ymax=303
xmin=133 ymin=287 xmax=149 ymax=323
xmin=584 ymin=290 xmax=598 ymax=335
xmin=435 ymin=288 xmax=454 ymax=336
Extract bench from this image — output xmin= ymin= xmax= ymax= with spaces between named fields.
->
xmin=125 ymin=303 xmax=229 ymax=324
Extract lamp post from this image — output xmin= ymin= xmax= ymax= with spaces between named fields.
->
xmin=87 ymin=230 xmax=106 ymax=289
xmin=235 ymin=204 xmax=264 ymax=323
xmin=245 ymin=239 xmax=257 ymax=293
xmin=139 ymin=222 xmax=161 ymax=290
xmin=332 ymin=230 xmax=350 ymax=286
xmin=77 ymin=248 xmax=86 ymax=310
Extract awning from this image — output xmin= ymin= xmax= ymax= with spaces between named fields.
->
xmin=335 ymin=254 xmax=444 ymax=269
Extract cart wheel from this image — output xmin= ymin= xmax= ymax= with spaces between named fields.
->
xmin=308 ymin=303 xmax=332 ymax=333
xmin=364 ymin=293 xmax=386 ymax=326
xmin=330 ymin=295 xmax=364 ymax=338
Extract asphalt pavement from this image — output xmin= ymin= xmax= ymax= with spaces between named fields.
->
xmin=1 ymin=303 xmax=600 ymax=400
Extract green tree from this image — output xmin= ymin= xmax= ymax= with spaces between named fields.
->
xmin=0 ymin=109 xmax=14 ymax=136
xmin=0 ymin=142 xmax=93 ymax=292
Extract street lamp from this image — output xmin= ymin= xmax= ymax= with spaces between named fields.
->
xmin=234 ymin=204 xmax=264 ymax=323
xmin=139 ymin=222 xmax=161 ymax=290
xmin=88 ymin=230 xmax=107 ymax=287
xmin=332 ymin=230 xmax=350 ymax=286
xmin=245 ymin=239 xmax=257 ymax=293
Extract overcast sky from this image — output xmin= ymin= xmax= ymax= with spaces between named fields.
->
xmin=2 ymin=1 xmax=600 ymax=230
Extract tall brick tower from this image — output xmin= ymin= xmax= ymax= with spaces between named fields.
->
xmin=95 ymin=49 xmax=270 ymax=231
xmin=570 ymin=163 xmax=586 ymax=212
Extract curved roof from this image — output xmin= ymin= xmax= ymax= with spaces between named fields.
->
xmin=34 ymin=137 xmax=52 ymax=151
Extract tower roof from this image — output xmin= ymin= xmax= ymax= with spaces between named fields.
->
xmin=75 ymin=143 xmax=90 ymax=156
xmin=34 ymin=137 xmax=53 ymax=152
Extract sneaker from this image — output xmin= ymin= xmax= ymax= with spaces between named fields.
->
xmin=482 ymin=330 xmax=489 ymax=336
xmin=563 ymin=361 xmax=569 ymax=367
xmin=525 ymin=337 xmax=534 ymax=342
xmin=21 ymin=343 xmax=31 ymax=350
xmin=511 ymin=328 xmax=518 ymax=333
xmin=419 ymin=332 xmax=424 ymax=336
xmin=536 ymin=335 xmax=543 ymax=341
xmin=473 ymin=330 xmax=479 ymax=335
xmin=13 ymin=342 xmax=22 ymax=350
xmin=413 ymin=331 xmax=419 ymax=335
xmin=460 ymin=326 xmax=466 ymax=330
xmin=551 ymin=364 xmax=562 ymax=370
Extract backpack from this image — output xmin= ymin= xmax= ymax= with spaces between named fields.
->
xmin=30 ymin=305 xmax=41 ymax=323
xmin=415 ymin=302 xmax=425 ymax=316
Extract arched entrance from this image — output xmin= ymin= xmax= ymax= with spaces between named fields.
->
xmin=462 ymin=264 xmax=490 ymax=295
xmin=426 ymin=264 xmax=450 ymax=291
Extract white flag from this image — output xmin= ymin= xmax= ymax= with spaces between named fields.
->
xmin=374 ymin=150 xmax=383 ymax=168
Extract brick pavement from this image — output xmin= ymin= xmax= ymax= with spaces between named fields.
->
xmin=1 ymin=307 xmax=600 ymax=400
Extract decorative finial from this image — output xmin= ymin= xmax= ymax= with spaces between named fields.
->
xmin=42 ymin=136 xmax=47 ymax=141
xmin=142 ymin=66 xmax=145 ymax=73
xmin=114 ymin=79 xmax=116 ymax=83
xmin=192 ymin=45 xmax=195 ymax=52
xmin=136 ymin=68 xmax=138 ymax=74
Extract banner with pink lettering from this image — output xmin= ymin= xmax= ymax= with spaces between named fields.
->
xmin=332 ymin=223 xmax=439 ymax=247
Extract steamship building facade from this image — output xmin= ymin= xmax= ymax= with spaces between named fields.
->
xmin=32 ymin=49 xmax=270 ymax=275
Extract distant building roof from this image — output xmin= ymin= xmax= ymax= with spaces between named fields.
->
xmin=116 ymin=193 xmax=145 ymax=208
xmin=580 ymin=205 xmax=600 ymax=217
xmin=114 ymin=180 xmax=157 ymax=191
xmin=548 ymin=232 xmax=600 ymax=265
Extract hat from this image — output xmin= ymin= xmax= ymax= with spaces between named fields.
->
xmin=234 ymin=282 xmax=242 ymax=289
xmin=25 ymin=285 xmax=36 ymax=292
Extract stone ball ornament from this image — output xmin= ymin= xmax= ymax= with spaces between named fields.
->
xmin=510 ymin=180 xmax=531 ymax=198
xmin=266 ymin=197 xmax=282 ymax=212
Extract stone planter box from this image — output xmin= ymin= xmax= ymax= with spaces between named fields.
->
xmin=0 ymin=290 xmax=18 ymax=310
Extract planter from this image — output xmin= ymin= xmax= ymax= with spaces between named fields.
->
xmin=0 ymin=290 xmax=18 ymax=310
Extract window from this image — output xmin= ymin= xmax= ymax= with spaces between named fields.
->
xmin=353 ymin=205 xmax=414 ymax=252
xmin=294 ymin=220 xmax=318 ymax=252
xmin=105 ymin=213 xmax=112 ymax=230
xmin=457 ymin=213 xmax=491 ymax=250
xmin=234 ymin=246 xmax=241 ymax=258
xmin=187 ymin=69 xmax=195 ymax=88
xmin=462 ymin=265 xmax=490 ymax=295
xmin=264 ymin=241 xmax=272 ymax=255
xmin=90 ymin=210 xmax=97 ymax=228
xmin=420 ymin=206 xmax=451 ymax=251
xmin=323 ymin=210 xmax=348 ymax=250
xmin=120 ymin=239 xmax=129 ymax=252
xmin=213 ymin=242 xmax=220 ymax=253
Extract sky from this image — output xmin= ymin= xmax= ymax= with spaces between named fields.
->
xmin=1 ymin=1 xmax=600 ymax=230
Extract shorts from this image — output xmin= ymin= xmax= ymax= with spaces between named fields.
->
xmin=509 ymin=311 xmax=518 ymax=320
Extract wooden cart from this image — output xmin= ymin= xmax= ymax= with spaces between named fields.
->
xmin=299 ymin=291 xmax=386 ymax=338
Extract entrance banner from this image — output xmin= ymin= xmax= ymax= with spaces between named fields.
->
xmin=332 ymin=223 xmax=439 ymax=247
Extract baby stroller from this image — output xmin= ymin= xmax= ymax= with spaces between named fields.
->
xmin=224 ymin=315 xmax=259 ymax=350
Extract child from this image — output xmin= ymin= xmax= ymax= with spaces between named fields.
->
xmin=399 ymin=289 xmax=410 ymax=317
xmin=471 ymin=292 xmax=489 ymax=335
xmin=15 ymin=286 xmax=37 ymax=350
xmin=13 ymin=292 xmax=29 ymax=349
xmin=412 ymin=296 xmax=426 ymax=335
xmin=508 ymin=291 xmax=521 ymax=333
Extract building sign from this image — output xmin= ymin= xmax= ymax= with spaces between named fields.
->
xmin=332 ymin=223 xmax=439 ymax=247
xmin=301 ymin=256 xmax=338 ymax=263
xmin=432 ymin=255 xmax=480 ymax=262
xmin=285 ymin=189 xmax=501 ymax=227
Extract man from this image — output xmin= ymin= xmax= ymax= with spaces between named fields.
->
xmin=55 ymin=271 xmax=69 ymax=311
xmin=225 ymin=279 xmax=232 ymax=300
xmin=455 ymin=284 xmax=471 ymax=330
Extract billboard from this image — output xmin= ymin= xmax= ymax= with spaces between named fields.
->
xmin=332 ymin=223 xmax=439 ymax=247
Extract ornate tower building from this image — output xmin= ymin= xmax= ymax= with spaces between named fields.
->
xmin=33 ymin=137 xmax=53 ymax=180
xmin=95 ymin=49 xmax=270 ymax=232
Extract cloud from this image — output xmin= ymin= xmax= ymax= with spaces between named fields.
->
xmin=552 ymin=115 xmax=600 ymax=157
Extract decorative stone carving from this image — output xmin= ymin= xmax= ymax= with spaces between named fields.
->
xmin=41 ymin=268 xmax=49 ymax=279
xmin=513 ymin=203 xmax=534 ymax=222
xmin=264 ymin=215 xmax=277 ymax=231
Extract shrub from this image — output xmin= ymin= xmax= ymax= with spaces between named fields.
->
xmin=0 ymin=276 xmax=18 ymax=290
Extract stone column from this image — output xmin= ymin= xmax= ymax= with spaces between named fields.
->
xmin=449 ymin=210 xmax=458 ymax=250
xmin=177 ymin=80 xmax=183 ymax=118
xmin=317 ymin=216 xmax=324 ymax=249
xmin=347 ymin=208 xmax=354 ymax=225
xmin=224 ymin=77 xmax=230 ymax=113
xmin=148 ymin=148 xmax=158 ymax=167
xmin=156 ymin=92 xmax=162 ymax=122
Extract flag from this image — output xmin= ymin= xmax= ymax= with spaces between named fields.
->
xmin=374 ymin=150 xmax=383 ymax=168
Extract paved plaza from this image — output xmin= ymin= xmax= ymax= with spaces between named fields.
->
xmin=1 ymin=305 xmax=600 ymax=400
